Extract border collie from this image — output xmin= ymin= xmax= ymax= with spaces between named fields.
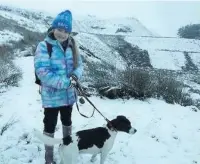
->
xmin=34 ymin=115 xmax=137 ymax=164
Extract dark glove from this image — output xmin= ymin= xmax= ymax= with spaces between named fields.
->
xmin=71 ymin=74 xmax=78 ymax=82
xmin=69 ymin=74 xmax=78 ymax=88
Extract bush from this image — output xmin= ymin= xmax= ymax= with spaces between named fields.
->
xmin=0 ymin=12 xmax=46 ymax=91
xmin=119 ymin=68 xmax=156 ymax=99
xmin=86 ymin=62 xmax=193 ymax=106
xmin=86 ymin=60 xmax=117 ymax=88
xmin=178 ymin=24 xmax=200 ymax=39
xmin=0 ymin=116 xmax=18 ymax=136
xmin=182 ymin=52 xmax=198 ymax=72
xmin=116 ymin=26 xmax=132 ymax=33
xmin=22 ymin=30 xmax=45 ymax=45
xmin=115 ymin=37 xmax=152 ymax=68
xmin=155 ymin=72 xmax=184 ymax=104
xmin=0 ymin=45 xmax=22 ymax=88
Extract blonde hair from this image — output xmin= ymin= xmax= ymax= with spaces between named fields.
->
xmin=68 ymin=36 xmax=79 ymax=69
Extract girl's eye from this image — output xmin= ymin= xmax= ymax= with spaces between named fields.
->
xmin=58 ymin=29 xmax=69 ymax=35
xmin=58 ymin=29 xmax=64 ymax=32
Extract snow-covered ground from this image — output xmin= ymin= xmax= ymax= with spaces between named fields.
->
xmin=76 ymin=33 xmax=126 ymax=70
xmin=0 ymin=5 xmax=200 ymax=164
xmin=0 ymin=5 xmax=155 ymax=36
xmin=73 ymin=16 xmax=155 ymax=36
xmin=0 ymin=30 xmax=23 ymax=44
xmin=125 ymin=37 xmax=200 ymax=52
xmin=0 ymin=55 xmax=199 ymax=164
xmin=1 ymin=4 xmax=200 ymax=72
xmin=0 ymin=10 xmax=48 ymax=33
xmin=125 ymin=36 xmax=200 ymax=70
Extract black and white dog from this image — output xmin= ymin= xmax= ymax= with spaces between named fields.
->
xmin=34 ymin=115 xmax=137 ymax=164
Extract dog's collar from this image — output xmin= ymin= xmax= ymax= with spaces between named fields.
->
xmin=107 ymin=122 xmax=117 ymax=132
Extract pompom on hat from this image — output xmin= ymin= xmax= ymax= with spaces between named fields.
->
xmin=51 ymin=10 xmax=72 ymax=33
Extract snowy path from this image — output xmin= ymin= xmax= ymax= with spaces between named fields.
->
xmin=0 ymin=56 xmax=199 ymax=164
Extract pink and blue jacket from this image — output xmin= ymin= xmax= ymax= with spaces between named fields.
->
xmin=34 ymin=36 xmax=83 ymax=108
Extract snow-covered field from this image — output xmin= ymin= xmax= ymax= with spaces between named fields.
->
xmin=1 ymin=5 xmax=200 ymax=72
xmin=0 ymin=5 xmax=200 ymax=164
xmin=0 ymin=10 xmax=48 ymax=33
xmin=76 ymin=33 xmax=126 ymax=69
xmin=73 ymin=16 xmax=155 ymax=36
xmin=0 ymin=30 xmax=23 ymax=44
xmin=125 ymin=36 xmax=200 ymax=70
xmin=0 ymin=55 xmax=199 ymax=164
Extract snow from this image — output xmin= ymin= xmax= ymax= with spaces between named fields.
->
xmin=73 ymin=15 xmax=155 ymax=37
xmin=148 ymin=50 xmax=186 ymax=70
xmin=0 ymin=30 xmax=23 ymax=44
xmin=76 ymin=33 xmax=126 ymax=70
xmin=125 ymin=36 xmax=200 ymax=70
xmin=0 ymin=5 xmax=155 ymax=36
xmin=189 ymin=53 xmax=200 ymax=69
xmin=0 ymin=55 xmax=199 ymax=164
xmin=0 ymin=10 xmax=48 ymax=33
xmin=0 ymin=5 xmax=200 ymax=164
xmin=125 ymin=37 xmax=200 ymax=52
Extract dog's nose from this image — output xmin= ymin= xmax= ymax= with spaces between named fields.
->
xmin=129 ymin=128 xmax=137 ymax=134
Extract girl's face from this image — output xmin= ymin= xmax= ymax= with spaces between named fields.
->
xmin=53 ymin=28 xmax=69 ymax=42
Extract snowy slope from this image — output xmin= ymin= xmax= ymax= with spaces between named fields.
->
xmin=0 ymin=56 xmax=199 ymax=164
xmin=73 ymin=15 xmax=155 ymax=36
xmin=0 ymin=29 xmax=23 ymax=44
xmin=76 ymin=33 xmax=126 ymax=69
xmin=0 ymin=9 xmax=48 ymax=33
xmin=0 ymin=5 xmax=200 ymax=164
xmin=125 ymin=36 xmax=200 ymax=70
xmin=0 ymin=5 xmax=156 ymax=36
xmin=4 ymin=4 xmax=200 ymax=72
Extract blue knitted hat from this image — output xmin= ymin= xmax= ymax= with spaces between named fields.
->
xmin=51 ymin=10 xmax=72 ymax=33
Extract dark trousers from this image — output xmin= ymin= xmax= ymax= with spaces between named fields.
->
xmin=43 ymin=105 xmax=72 ymax=134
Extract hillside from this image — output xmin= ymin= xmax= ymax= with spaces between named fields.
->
xmin=1 ymin=4 xmax=200 ymax=73
xmin=0 ymin=5 xmax=200 ymax=164
xmin=1 ymin=4 xmax=200 ymax=101
xmin=73 ymin=15 xmax=155 ymax=36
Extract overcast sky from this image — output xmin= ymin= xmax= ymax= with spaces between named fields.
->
xmin=0 ymin=0 xmax=200 ymax=37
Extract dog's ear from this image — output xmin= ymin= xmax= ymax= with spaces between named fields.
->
xmin=112 ymin=116 xmax=125 ymax=126
xmin=116 ymin=115 xmax=123 ymax=119
xmin=116 ymin=115 xmax=127 ymax=121
xmin=116 ymin=115 xmax=131 ymax=125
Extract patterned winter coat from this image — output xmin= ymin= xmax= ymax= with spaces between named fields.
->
xmin=34 ymin=36 xmax=83 ymax=108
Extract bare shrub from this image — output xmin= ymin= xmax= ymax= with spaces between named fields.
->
xmin=2 ymin=72 xmax=22 ymax=87
xmin=87 ymin=63 xmax=194 ymax=106
xmin=115 ymin=37 xmax=152 ymax=68
xmin=22 ymin=30 xmax=45 ymax=45
xmin=178 ymin=93 xmax=193 ymax=106
xmin=155 ymin=73 xmax=181 ymax=100
xmin=119 ymin=68 xmax=156 ymax=99
xmin=116 ymin=26 xmax=132 ymax=33
xmin=0 ymin=13 xmax=45 ymax=90
xmin=0 ymin=45 xmax=22 ymax=88
xmin=86 ymin=60 xmax=117 ymax=88
xmin=154 ymin=71 xmax=191 ymax=104
xmin=0 ymin=116 xmax=19 ymax=136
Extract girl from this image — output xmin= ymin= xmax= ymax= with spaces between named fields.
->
xmin=34 ymin=10 xmax=83 ymax=164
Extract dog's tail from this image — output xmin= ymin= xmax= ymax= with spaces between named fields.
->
xmin=33 ymin=129 xmax=63 ymax=146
